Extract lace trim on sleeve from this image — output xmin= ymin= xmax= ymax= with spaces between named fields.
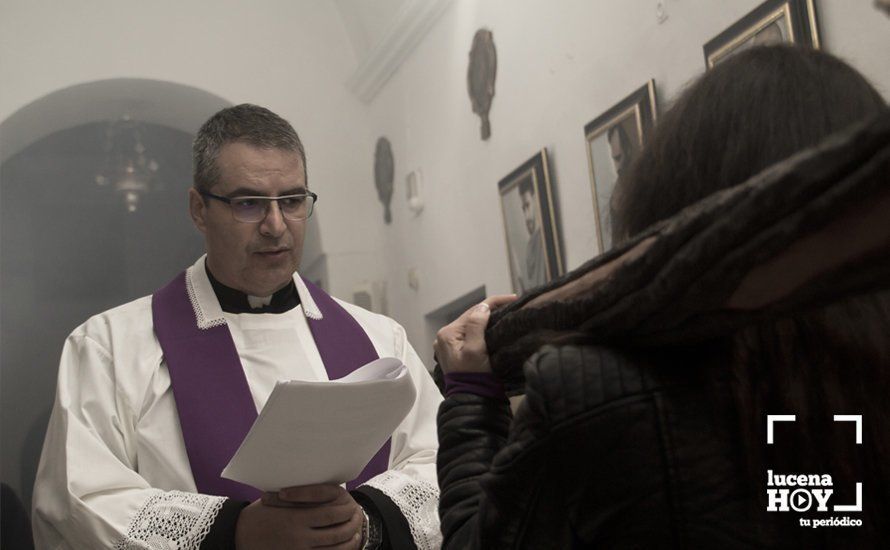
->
xmin=365 ymin=470 xmax=442 ymax=550
xmin=113 ymin=491 xmax=226 ymax=550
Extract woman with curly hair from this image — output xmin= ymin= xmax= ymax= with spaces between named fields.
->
xmin=436 ymin=45 xmax=889 ymax=549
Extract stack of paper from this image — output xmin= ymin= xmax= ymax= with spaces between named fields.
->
xmin=222 ymin=357 xmax=416 ymax=491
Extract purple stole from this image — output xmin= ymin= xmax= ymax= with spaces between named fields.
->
xmin=152 ymin=271 xmax=391 ymax=501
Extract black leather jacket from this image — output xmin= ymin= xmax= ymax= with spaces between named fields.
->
xmin=437 ymin=113 xmax=890 ymax=550
xmin=437 ymin=344 xmax=881 ymax=549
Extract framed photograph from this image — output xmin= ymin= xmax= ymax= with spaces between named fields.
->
xmin=584 ymin=80 xmax=657 ymax=252
xmin=498 ymin=149 xmax=563 ymax=293
xmin=704 ymin=0 xmax=820 ymax=68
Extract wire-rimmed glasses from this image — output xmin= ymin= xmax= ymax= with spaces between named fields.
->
xmin=200 ymin=190 xmax=318 ymax=223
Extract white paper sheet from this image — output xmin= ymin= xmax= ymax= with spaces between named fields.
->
xmin=221 ymin=357 xmax=417 ymax=491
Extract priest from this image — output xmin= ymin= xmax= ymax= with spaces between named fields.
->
xmin=32 ymin=104 xmax=443 ymax=550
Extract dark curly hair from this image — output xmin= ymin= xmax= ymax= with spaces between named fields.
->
xmin=613 ymin=45 xmax=885 ymax=243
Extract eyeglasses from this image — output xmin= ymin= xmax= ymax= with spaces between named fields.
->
xmin=200 ymin=191 xmax=318 ymax=223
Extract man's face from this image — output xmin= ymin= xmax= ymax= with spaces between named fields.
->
xmin=189 ymin=142 xmax=307 ymax=296
xmin=520 ymin=189 xmax=537 ymax=235
xmin=608 ymin=130 xmax=628 ymax=176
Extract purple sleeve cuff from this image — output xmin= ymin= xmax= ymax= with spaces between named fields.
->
xmin=443 ymin=372 xmax=507 ymax=399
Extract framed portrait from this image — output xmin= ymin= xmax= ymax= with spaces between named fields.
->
xmin=498 ymin=149 xmax=563 ymax=294
xmin=584 ymin=80 xmax=657 ymax=252
xmin=703 ymin=0 xmax=820 ymax=68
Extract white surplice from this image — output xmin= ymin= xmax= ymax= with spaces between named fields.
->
xmin=32 ymin=256 xmax=443 ymax=550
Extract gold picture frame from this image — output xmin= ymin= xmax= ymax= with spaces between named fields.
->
xmin=704 ymin=0 xmax=820 ymax=68
xmin=584 ymin=81 xmax=657 ymax=252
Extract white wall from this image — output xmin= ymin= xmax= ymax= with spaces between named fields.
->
xmin=0 ymin=0 xmax=385 ymax=300
xmin=362 ymin=0 xmax=890 ymax=362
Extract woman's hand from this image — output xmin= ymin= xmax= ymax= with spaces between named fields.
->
xmin=434 ymin=294 xmax=517 ymax=374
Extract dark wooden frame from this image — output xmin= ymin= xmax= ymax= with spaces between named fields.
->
xmin=584 ymin=80 xmax=657 ymax=252
xmin=497 ymin=149 xmax=563 ymax=293
xmin=704 ymin=0 xmax=820 ymax=68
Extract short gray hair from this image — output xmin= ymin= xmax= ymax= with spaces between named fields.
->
xmin=192 ymin=104 xmax=306 ymax=192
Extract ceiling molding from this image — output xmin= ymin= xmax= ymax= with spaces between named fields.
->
xmin=345 ymin=0 xmax=453 ymax=104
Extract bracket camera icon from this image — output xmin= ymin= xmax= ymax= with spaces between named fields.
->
xmin=766 ymin=414 xmax=863 ymax=512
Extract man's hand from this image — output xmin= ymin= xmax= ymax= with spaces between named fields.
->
xmin=235 ymin=484 xmax=364 ymax=549
xmin=434 ymin=294 xmax=517 ymax=374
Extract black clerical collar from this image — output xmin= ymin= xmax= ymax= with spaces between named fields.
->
xmin=205 ymin=263 xmax=300 ymax=314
